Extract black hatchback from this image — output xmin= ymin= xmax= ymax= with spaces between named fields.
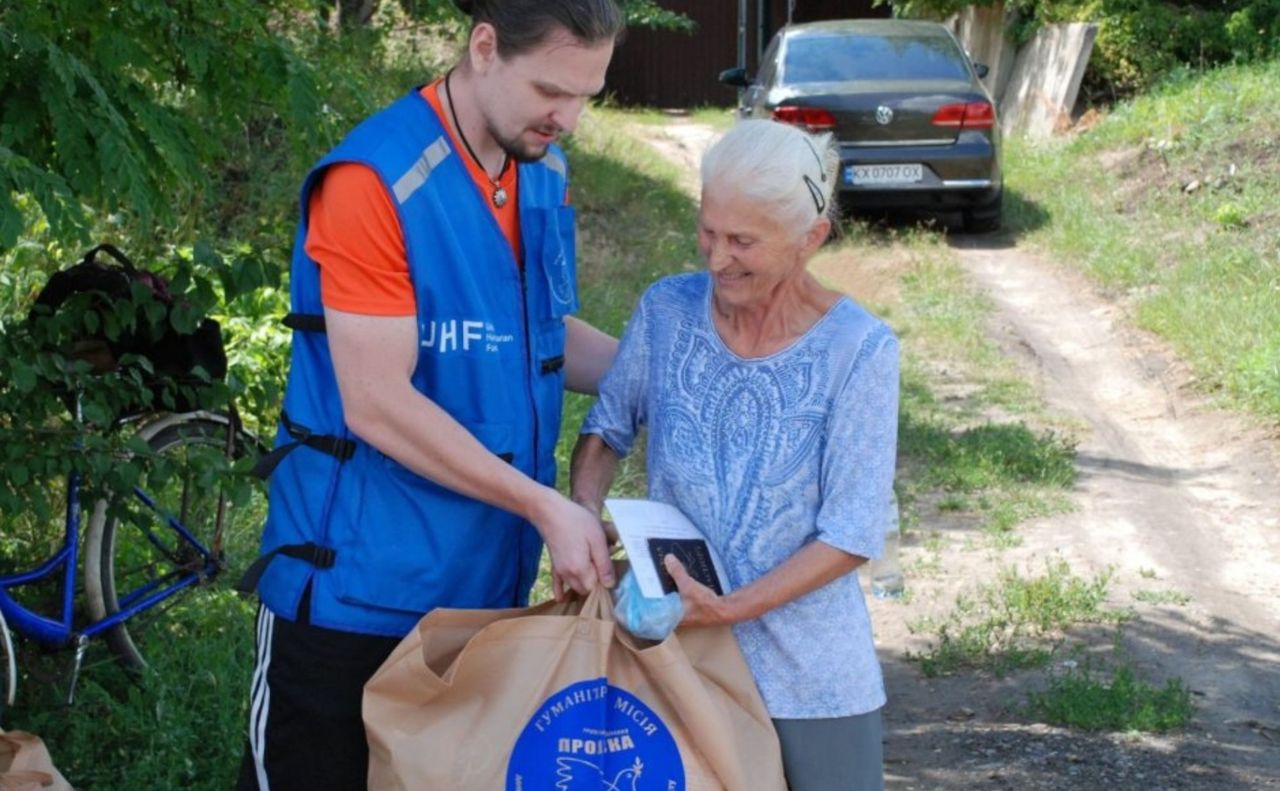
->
xmin=721 ymin=19 xmax=1002 ymax=232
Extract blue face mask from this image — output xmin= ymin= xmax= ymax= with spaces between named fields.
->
xmin=612 ymin=568 xmax=684 ymax=642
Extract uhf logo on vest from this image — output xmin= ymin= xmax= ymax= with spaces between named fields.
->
xmin=507 ymin=678 xmax=684 ymax=791
xmin=421 ymin=319 xmax=515 ymax=354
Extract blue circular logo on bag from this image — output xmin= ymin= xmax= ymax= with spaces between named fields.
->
xmin=507 ymin=677 xmax=684 ymax=790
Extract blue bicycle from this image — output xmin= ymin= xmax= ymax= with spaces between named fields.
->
xmin=0 ymin=400 xmax=261 ymax=712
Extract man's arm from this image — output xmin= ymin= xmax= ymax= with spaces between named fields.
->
xmin=563 ymin=316 xmax=617 ymax=395
xmin=570 ymin=433 xmax=620 ymax=515
xmin=325 ymin=307 xmax=614 ymax=596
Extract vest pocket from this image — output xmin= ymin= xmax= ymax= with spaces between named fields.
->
xmin=530 ymin=206 xmax=579 ymax=321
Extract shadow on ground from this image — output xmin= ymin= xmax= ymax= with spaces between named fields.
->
xmin=879 ymin=602 xmax=1280 ymax=789
xmin=840 ymin=186 xmax=1049 ymax=248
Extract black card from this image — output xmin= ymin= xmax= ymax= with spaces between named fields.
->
xmin=648 ymin=538 xmax=724 ymax=596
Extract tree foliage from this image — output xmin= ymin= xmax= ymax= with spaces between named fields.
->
xmin=878 ymin=0 xmax=1280 ymax=95
xmin=0 ymin=0 xmax=692 ymax=248
xmin=0 ymin=0 xmax=346 ymax=248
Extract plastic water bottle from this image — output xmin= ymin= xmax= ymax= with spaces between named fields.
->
xmin=869 ymin=493 xmax=904 ymax=599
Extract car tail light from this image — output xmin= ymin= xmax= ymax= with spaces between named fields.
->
xmin=931 ymin=101 xmax=996 ymax=129
xmin=772 ymin=105 xmax=836 ymax=132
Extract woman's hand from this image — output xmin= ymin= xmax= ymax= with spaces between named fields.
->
xmin=663 ymin=554 xmax=737 ymax=627
xmin=666 ymin=541 xmax=865 ymax=626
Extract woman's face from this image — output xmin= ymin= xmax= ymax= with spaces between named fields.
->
xmin=697 ymin=186 xmax=810 ymax=311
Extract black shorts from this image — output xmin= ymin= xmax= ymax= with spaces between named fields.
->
xmin=236 ymin=605 xmax=402 ymax=791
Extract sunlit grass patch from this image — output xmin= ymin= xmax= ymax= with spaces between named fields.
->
xmin=607 ymin=105 xmax=736 ymax=132
xmin=818 ymin=227 xmax=1079 ymax=546
xmin=911 ymin=559 xmax=1127 ymax=677
xmin=1132 ymin=588 xmax=1192 ymax=606
xmin=1026 ymin=662 xmax=1194 ymax=732
xmin=1005 ymin=59 xmax=1280 ymax=420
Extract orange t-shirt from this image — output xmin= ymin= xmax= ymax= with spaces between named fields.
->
xmin=305 ymin=80 xmax=523 ymax=316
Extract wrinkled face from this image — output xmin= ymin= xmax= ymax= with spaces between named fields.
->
xmin=474 ymin=27 xmax=614 ymax=162
xmin=698 ymin=186 xmax=811 ymax=310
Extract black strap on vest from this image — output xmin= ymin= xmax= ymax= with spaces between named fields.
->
xmin=540 ymin=355 xmax=565 ymax=375
xmin=284 ymin=312 xmax=327 ymax=333
xmin=236 ymin=541 xmax=337 ymax=594
xmin=251 ymin=410 xmax=357 ymax=480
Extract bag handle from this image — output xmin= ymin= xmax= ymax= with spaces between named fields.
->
xmin=574 ymin=584 xmax=616 ymax=624
xmin=82 ymin=243 xmax=139 ymax=273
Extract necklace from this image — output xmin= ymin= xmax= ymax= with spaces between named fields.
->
xmin=443 ymin=70 xmax=511 ymax=208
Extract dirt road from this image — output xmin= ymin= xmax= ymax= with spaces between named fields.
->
xmin=637 ymin=117 xmax=1280 ymax=789
xmin=869 ymin=241 xmax=1280 ymax=790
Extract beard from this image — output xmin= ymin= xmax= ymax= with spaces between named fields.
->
xmin=492 ymin=124 xmax=560 ymax=163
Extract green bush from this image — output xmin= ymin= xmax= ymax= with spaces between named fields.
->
xmin=1080 ymin=0 xmax=1233 ymax=95
xmin=1226 ymin=0 xmax=1280 ymax=59
xmin=882 ymin=0 xmax=1280 ymax=97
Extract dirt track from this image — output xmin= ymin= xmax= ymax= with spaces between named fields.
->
xmin=638 ymin=117 xmax=1280 ymax=789
xmin=863 ymin=241 xmax=1280 ymax=790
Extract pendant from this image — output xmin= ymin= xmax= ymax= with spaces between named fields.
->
xmin=492 ymin=186 xmax=508 ymax=208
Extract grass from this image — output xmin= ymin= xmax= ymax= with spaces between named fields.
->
xmin=608 ymin=104 xmax=737 ymax=132
xmin=1027 ymin=662 xmax=1195 ymax=732
xmin=819 ymin=227 xmax=1079 ymax=544
xmin=1132 ymin=589 xmax=1192 ymax=606
xmin=911 ymin=559 xmax=1127 ymax=678
xmin=552 ymin=105 xmax=703 ymax=481
xmin=1005 ymin=58 xmax=1280 ymax=421
xmin=10 ymin=596 xmax=256 ymax=788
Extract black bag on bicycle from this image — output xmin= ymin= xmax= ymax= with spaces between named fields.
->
xmin=27 ymin=243 xmax=228 ymax=414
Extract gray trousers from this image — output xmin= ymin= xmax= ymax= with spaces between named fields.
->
xmin=772 ymin=709 xmax=885 ymax=791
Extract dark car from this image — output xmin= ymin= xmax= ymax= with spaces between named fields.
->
xmin=721 ymin=19 xmax=1002 ymax=232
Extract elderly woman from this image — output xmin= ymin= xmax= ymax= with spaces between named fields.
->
xmin=570 ymin=119 xmax=899 ymax=791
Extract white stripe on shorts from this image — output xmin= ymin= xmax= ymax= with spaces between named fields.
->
xmin=248 ymin=606 xmax=276 ymax=791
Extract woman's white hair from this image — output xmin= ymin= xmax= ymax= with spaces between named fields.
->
xmin=700 ymin=119 xmax=840 ymax=233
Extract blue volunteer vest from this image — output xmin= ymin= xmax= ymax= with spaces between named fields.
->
xmin=255 ymin=89 xmax=579 ymax=637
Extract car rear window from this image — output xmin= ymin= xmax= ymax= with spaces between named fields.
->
xmin=783 ymin=33 xmax=970 ymax=83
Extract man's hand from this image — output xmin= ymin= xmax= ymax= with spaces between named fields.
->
xmin=531 ymin=490 xmax=616 ymax=600
xmin=664 ymin=554 xmax=735 ymax=627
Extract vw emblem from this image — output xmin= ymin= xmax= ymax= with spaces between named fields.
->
xmin=876 ymin=105 xmax=894 ymax=125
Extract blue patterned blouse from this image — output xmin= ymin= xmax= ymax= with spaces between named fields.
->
xmin=582 ymin=272 xmax=900 ymax=718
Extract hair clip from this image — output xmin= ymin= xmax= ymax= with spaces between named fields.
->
xmin=801 ymin=136 xmax=827 ymax=182
xmin=800 ymin=136 xmax=827 ymax=215
xmin=803 ymin=174 xmax=827 ymax=215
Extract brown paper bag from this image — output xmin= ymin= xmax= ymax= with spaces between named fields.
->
xmin=364 ymin=587 xmax=786 ymax=790
xmin=0 ymin=730 xmax=74 ymax=791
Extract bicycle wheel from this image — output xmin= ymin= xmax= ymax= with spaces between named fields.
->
xmin=0 ymin=606 xmax=15 ymax=718
xmin=83 ymin=415 xmax=265 ymax=673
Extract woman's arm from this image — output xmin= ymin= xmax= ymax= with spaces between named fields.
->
xmin=570 ymin=290 xmax=653 ymax=534
xmin=664 ymin=540 xmax=864 ymax=627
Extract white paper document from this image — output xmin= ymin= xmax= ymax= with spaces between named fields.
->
xmin=604 ymin=498 xmax=732 ymax=599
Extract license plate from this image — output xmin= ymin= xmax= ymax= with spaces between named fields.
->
xmin=844 ymin=163 xmax=923 ymax=185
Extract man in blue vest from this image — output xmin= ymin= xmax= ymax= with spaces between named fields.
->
xmin=237 ymin=2 xmax=624 ymax=788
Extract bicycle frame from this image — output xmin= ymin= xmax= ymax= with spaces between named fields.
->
xmin=0 ymin=467 xmax=220 ymax=650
